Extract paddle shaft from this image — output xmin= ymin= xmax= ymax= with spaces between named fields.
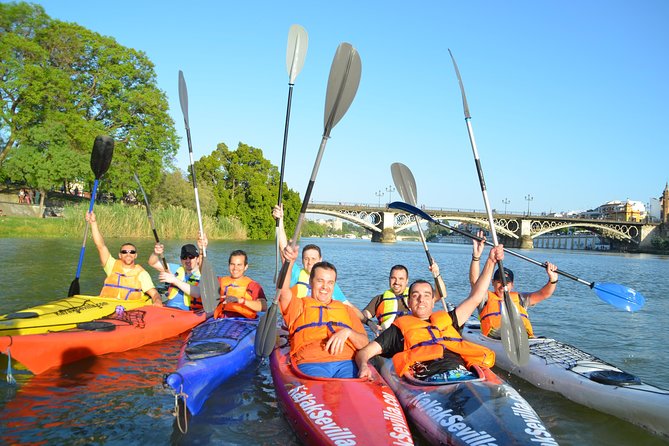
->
xmin=74 ymin=179 xmax=101 ymax=280
xmin=134 ymin=172 xmax=169 ymax=271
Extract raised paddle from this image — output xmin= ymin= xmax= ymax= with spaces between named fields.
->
xmin=448 ymin=50 xmax=529 ymax=366
xmin=178 ymin=70 xmax=218 ymax=315
xmin=274 ymin=24 xmax=309 ymax=284
xmin=390 ymin=162 xmax=449 ymax=308
xmin=255 ymin=42 xmax=362 ymax=358
xmin=133 ymin=172 xmax=169 ymax=272
xmin=68 ymin=135 xmax=114 ymax=297
xmin=387 ymin=201 xmax=646 ymax=312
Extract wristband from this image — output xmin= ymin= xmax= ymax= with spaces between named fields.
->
xmin=549 ymin=279 xmax=558 ymax=284
xmin=472 ymin=256 xmax=480 ymax=261
xmin=240 ymin=298 xmax=246 ymax=305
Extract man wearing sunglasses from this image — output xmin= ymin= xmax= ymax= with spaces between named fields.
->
xmin=86 ymin=211 xmax=161 ymax=305
xmin=149 ymin=241 xmax=204 ymax=311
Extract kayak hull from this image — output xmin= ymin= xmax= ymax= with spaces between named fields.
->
xmin=165 ymin=316 xmax=259 ymax=416
xmin=463 ymin=321 xmax=669 ymax=439
xmin=0 ymin=295 xmax=151 ymax=336
xmin=375 ymin=356 xmax=557 ymax=446
xmin=270 ymin=343 xmax=414 ymax=446
xmin=0 ymin=306 xmax=206 ymax=374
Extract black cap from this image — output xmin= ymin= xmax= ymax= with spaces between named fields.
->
xmin=180 ymin=244 xmax=199 ymax=259
xmin=493 ymin=267 xmax=514 ymax=282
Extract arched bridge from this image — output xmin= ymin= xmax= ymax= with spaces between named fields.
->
xmin=306 ymin=202 xmax=661 ymax=249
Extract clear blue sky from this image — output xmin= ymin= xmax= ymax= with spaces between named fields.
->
xmin=14 ymin=0 xmax=669 ymax=214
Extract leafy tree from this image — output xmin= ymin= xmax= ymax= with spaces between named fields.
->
xmin=0 ymin=2 xmax=177 ymax=202
xmin=151 ymin=169 xmax=217 ymax=216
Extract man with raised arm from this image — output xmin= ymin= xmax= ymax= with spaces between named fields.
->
xmin=148 ymin=240 xmax=204 ymax=311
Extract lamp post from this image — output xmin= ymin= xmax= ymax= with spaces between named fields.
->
xmin=386 ymin=185 xmax=396 ymax=204
xmin=525 ymin=194 xmax=534 ymax=216
xmin=375 ymin=190 xmax=384 ymax=207
xmin=502 ymin=198 xmax=510 ymax=214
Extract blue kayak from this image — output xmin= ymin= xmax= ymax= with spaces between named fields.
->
xmin=165 ymin=316 xmax=259 ymax=417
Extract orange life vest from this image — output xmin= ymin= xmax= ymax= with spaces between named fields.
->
xmin=375 ymin=289 xmax=410 ymax=329
xmin=391 ymin=311 xmax=495 ymax=377
xmin=289 ymin=297 xmax=356 ymax=362
xmin=99 ymin=260 xmax=146 ymax=300
xmin=480 ymin=290 xmax=534 ymax=337
xmin=214 ymin=276 xmax=257 ymax=319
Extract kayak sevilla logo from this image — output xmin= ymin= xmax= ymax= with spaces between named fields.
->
xmin=381 ymin=391 xmax=414 ymax=445
xmin=287 ymin=384 xmax=357 ymax=444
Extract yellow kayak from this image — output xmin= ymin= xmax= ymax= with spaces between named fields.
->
xmin=0 ymin=295 xmax=152 ymax=336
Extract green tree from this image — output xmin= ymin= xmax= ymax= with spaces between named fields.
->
xmin=0 ymin=2 xmax=177 ymax=202
xmin=152 ymin=169 xmax=217 ymax=216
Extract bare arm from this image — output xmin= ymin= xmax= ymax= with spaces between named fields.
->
xmin=527 ymin=261 xmax=559 ymax=306
xmin=148 ymin=243 xmax=166 ymax=272
xmin=273 ymin=205 xmax=288 ymax=261
xmin=468 ymin=230 xmax=486 ymax=287
xmin=159 ymin=271 xmax=200 ymax=298
xmin=86 ymin=211 xmax=110 ymax=266
xmin=355 ymin=341 xmax=383 ymax=379
xmin=146 ymin=288 xmax=162 ymax=306
xmin=456 ymin=244 xmax=504 ymax=324
xmin=278 ymin=243 xmax=298 ymax=312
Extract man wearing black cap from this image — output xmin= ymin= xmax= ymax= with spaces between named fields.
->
xmin=149 ymin=241 xmax=204 ymax=311
xmin=469 ymin=230 xmax=558 ymax=338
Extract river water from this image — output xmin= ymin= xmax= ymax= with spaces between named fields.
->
xmin=0 ymin=237 xmax=668 ymax=445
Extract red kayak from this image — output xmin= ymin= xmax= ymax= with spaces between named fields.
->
xmin=1 ymin=306 xmax=206 ymax=375
xmin=270 ymin=342 xmax=414 ymax=446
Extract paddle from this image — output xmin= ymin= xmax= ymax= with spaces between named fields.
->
xmin=274 ymin=24 xmax=309 ymax=284
xmin=178 ymin=70 xmax=218 ymax=315
xmin=133 ymin=172 xmax=169 ymax=272
xmin=255 ymin=42 xmax=362 ymax=358
xmin=388 ymin=201 xmax=646 ymax=312
xmin=68 ymin=135 xmax=114 ymax=297
xmin=448 ymin=50 xmax=529 ymax=366
xmin=390 ymin=162 xmax=448 ymax=309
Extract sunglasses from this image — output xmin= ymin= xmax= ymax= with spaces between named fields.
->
xmin=120 ymin=250 xmax=137 ymax=254
xmin=181 ymin=255 xmax=197 ymax=260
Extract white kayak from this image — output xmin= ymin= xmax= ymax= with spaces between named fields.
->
xmin=462 ymin=319 xmax=669 ymax=439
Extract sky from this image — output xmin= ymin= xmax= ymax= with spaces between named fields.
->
xmin=9 ymin=0 xmax=669 ymax=215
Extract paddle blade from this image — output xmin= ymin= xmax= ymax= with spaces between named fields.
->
xmin=67 ymin=278 xmax=80 ymax=297
xmin=255 ymin=302 xmax=279 ymax=357
xmin=388 ymin=201 xmax=437 ymax=224
xmin=198 ymin=257 xmax=219 ymax=314
xmin=286 ymin=24 xmax=308 ymax=84
xmin=500 ymin=297 xmax=530 ymax=366
xmin=390 ymin=163 xmax=418 ymax=207
xmin=178 ymin=70 xmax=190 ymax=127
xmin=323 ymin=42 xmax=362 ymax=136
xmin=90 ymin=135 xmax=114 ymax=179
xmin=592 ymin=282 xmax=645 ymax=312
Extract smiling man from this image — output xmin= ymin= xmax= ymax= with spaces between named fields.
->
xmin=214 ymin=250 xmax=267 ymax=319
xmin=149 ymin=242 xmax=203 ymax=311
xmin=86 ymin=211 xmax=161 ymax=305
xmin=362 ymin=265 xmax=411 ymax=332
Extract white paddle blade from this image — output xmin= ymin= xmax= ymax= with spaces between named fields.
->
xmin=286 ymin=24 xmax=308 ymax=84
xmin=323 ymin=43 xmax=362 ymax=135
xmin=390 ymin=162 xmax=418 ymax=207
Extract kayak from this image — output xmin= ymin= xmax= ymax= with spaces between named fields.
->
xmin=374 ymin=356 xmax=558 ymax=446
xmin=462 ymin=320 xmax=669 ymax=439
xmin=0 ymin=294 xmax=151 ymax=336
xmin=164 ymin=315 xmax=259 ymax=417
xmin=270 ymin=343 xmax=415 ymax=446
xmin=0 ymin=306 xmax=206 ymax=375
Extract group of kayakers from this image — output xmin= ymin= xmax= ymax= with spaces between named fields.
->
xmin=86 ymin=204 xmax=558 ymax=383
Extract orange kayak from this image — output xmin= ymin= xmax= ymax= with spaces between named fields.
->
xmin=1 ymin=306 xmax=206 ymax=375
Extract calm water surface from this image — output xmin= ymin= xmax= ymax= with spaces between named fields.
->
xmin=1 ymin=237 xmax=668 ymax=445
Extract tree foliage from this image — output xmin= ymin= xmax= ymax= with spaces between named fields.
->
xmin=151 ymin=169 xmax=217 ymax=216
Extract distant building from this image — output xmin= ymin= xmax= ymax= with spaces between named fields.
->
xmin=661 ymin=183 xmax=669 ymax=224
xmin=580 ymin=199 xmax=646 ymax=222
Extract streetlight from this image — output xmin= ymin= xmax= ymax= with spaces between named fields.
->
xmin=502 ymin=198 xmax=510 ymax=214
xmin=386 ymin=185 xmax=396 ymax=204
xmin=375 ymin=190 xmax=384 ymax=207
xmin=525 ymin=194 xmax=534 ymax=216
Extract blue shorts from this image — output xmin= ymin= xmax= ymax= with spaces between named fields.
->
xmin=297 ymin=360 xmax=359 ymax=379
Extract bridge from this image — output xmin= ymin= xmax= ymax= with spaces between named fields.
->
xmin=306 ymin=202 xmax=662 ymax=249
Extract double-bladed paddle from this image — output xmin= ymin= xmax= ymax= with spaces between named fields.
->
xmin=275 ymin=24 xmax=308 ymax=284
xmin=68 ymin=135 xmax=114 ymax=297
xmin=133 ymin=172 xmax=169 ymax=272
xmin=178 ymin=70 xmax=218 ymax=315
xmin=448 ymin=50 xmax=529 ymax=366
xmin=255 ymin=42 xmax=362 ymax=358
xmin=391 ymin=162 xmax=449 ymax=308
xmin=388 ymin=201 xmax=646 ymax=312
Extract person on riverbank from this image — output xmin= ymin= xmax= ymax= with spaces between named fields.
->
xmin=214 ymin=249 xmax=267 ymax=319
xmin=280 ymin=243 xmax=369 ymax=378
xmin=85 ymin=211 xmax=161 ymax=305
xmin=149 ymin=241 xmax=204 ymax=311
xmin=355 ymin=245 xmax=503 ymax=381
xmin=469 ymin=230 xmax=559 ymax=338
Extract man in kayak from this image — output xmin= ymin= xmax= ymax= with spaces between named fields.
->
xmin=469 ymin=231 xmax=558 ymax=338
xmin=279 ymin=243 xmax=369 ymax=378
xmin=355 ymin=245 xmax=503 ymax=380
xmin=214 ymin=249 xmax=267 ymax=319
xmin=149 ymin=241 xmax=203 ymax=311
xmin=86 ymin=211 xmax=161 ymax=305
xmin=362 ymin=265 xmax=411 ymax=332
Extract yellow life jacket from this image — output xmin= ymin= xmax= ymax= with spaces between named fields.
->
xmin=165 ymin=266 xmax=201 ymax=310
xmin=215 ymin=276 xmax=257 ymax=319
xmin=291 ymin=268 xmax=311 ymax=298
xmin=99 ymin=260 xmax=146 ymax=300
xmin=480 ymin=290 xmax=534 ymax=338
xmin=391 ymin=311 xmax=495 ymax=377
xmin=375 ymin=288 xmax=410 ymax=329
xmin=290 ymin=297 xmax=356 ymax=362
